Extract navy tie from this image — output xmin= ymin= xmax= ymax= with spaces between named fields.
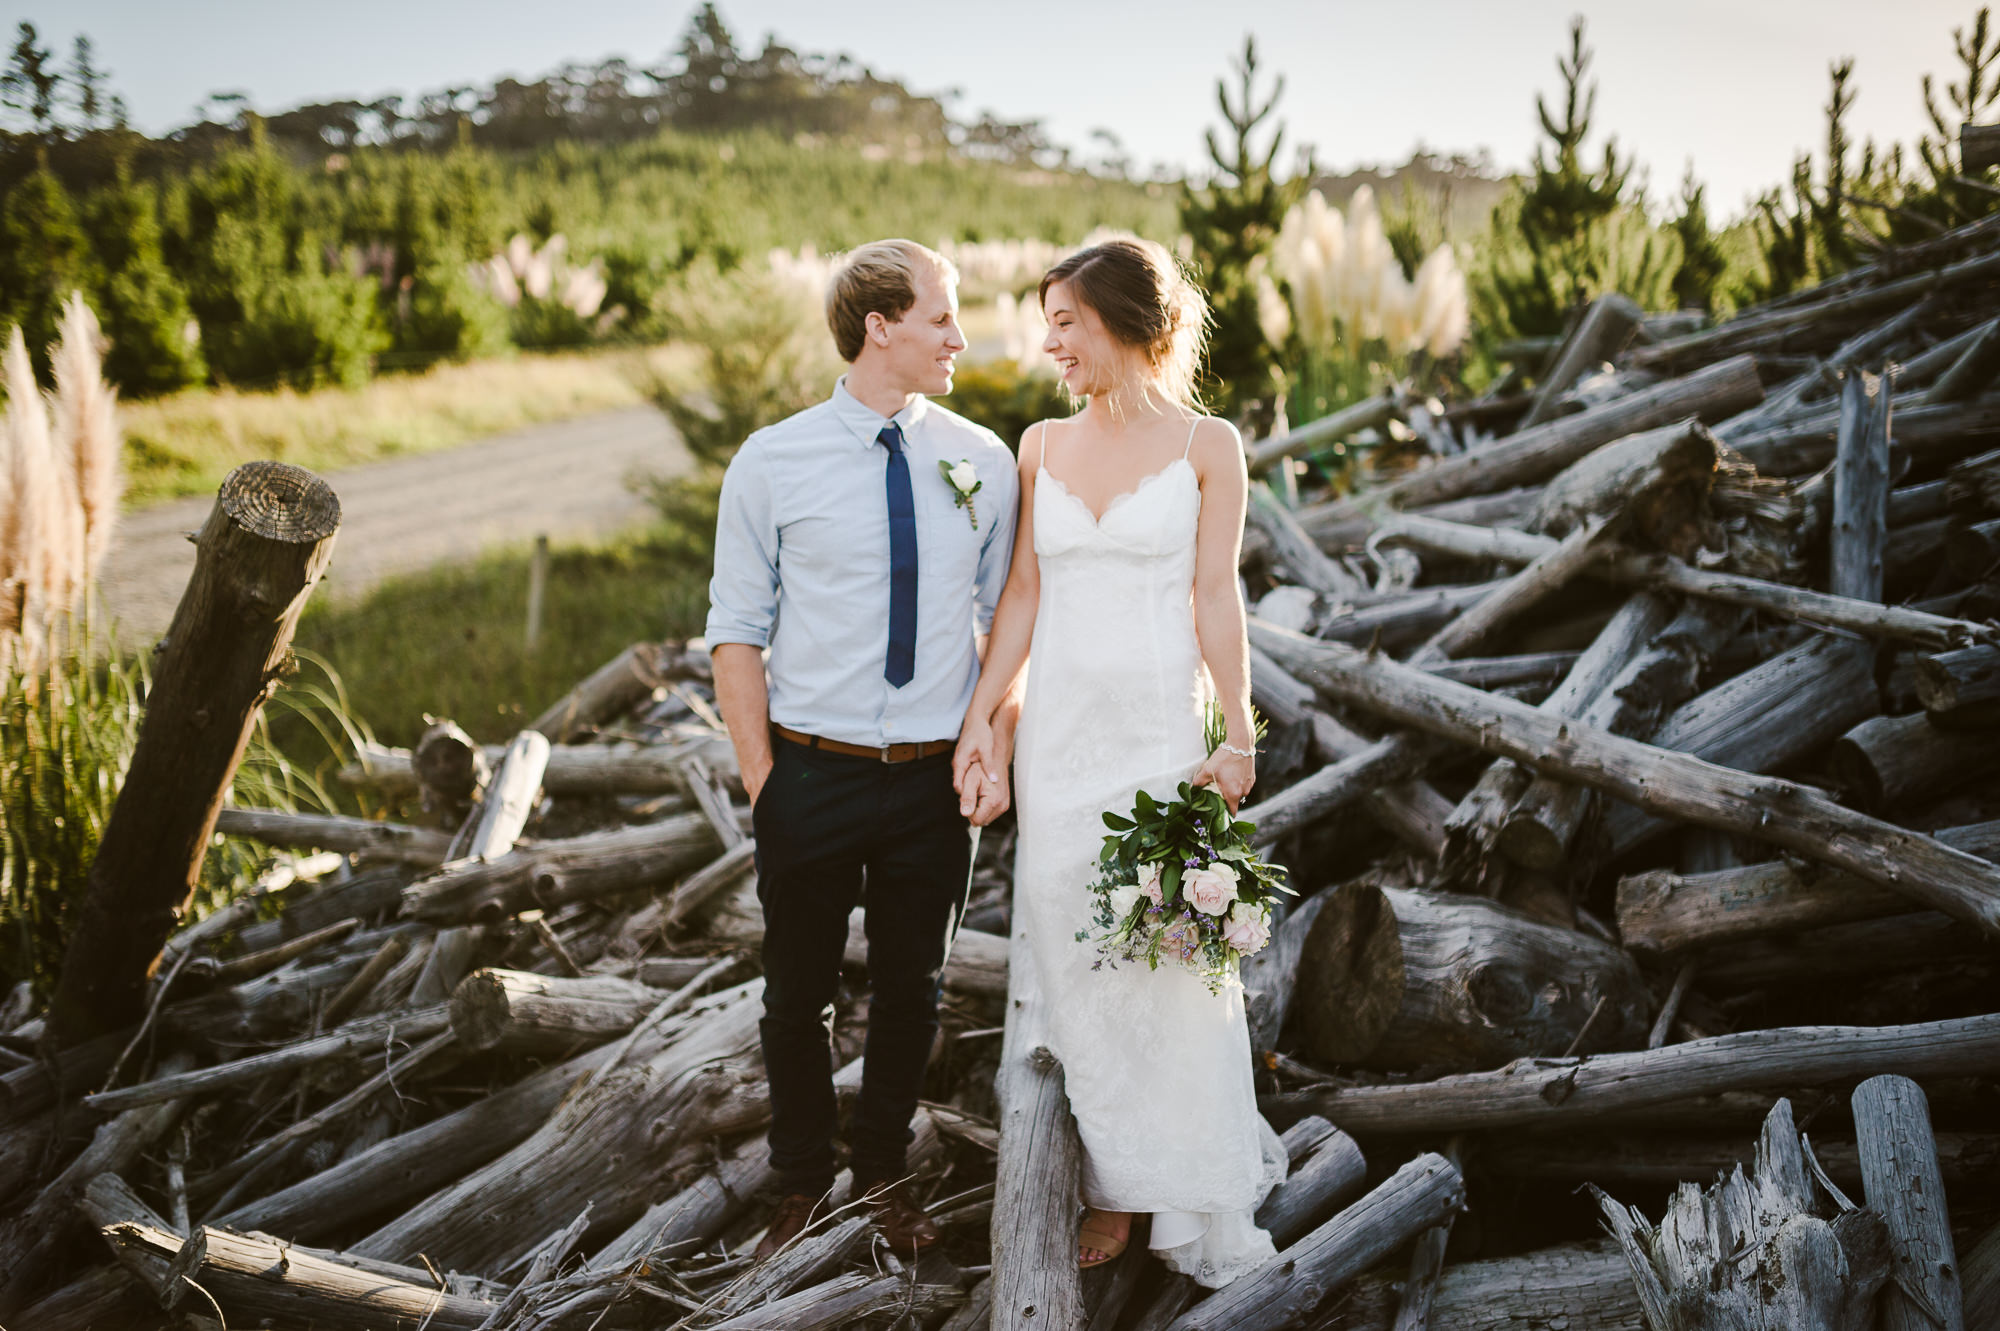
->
xmin=881 ymin=422 xmax=918 ymax=688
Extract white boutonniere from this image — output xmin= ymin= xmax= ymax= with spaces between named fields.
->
xmin=939 ymin=458 xmax=981 ymax=529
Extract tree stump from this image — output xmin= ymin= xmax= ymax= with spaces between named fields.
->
xmin=47 ymin=461 xmax=341 ymax=1047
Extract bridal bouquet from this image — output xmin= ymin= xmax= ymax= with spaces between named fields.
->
xmin=1076 ymin=710 xmax=1292 ymax=992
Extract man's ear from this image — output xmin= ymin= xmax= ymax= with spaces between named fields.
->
xmin=864 ymin=310 xmax=892 ymax=347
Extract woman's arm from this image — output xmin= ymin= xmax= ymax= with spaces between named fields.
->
xmin=953 ymin=422 xmax=1046 ymax=806
xmin=1187 ymin=417 xmax=1256 ymax=811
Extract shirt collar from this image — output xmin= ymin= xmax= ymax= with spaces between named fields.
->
xmin=831 ymin=376 xmax=932 ymax=449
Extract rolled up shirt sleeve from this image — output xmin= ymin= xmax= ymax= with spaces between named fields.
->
xmin=704 ymin=440 xmax=780 ymax=649
xmin=972 ymin=448 xmax=1019 ymax=635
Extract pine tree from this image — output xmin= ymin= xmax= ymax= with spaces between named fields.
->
xmin=83 ymin=168 xmax=206 ymax=394
xmin=1178 ymin=37 xmax=1307 ymax=421
xmin=67 ymin=34 xmax=105 ymax=131
xmin=0 ymin=22 xmax=58 ymax=135
xmin=1668 ymin=166 xmax=1730 ymax=314
xmin=1911 ymin=6 xmax=2000 ymax=230
xmin=0 ymin=165 xmax=96 ymax=364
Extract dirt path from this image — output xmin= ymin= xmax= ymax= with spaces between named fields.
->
xmin=99 ymin=407 xmax=689 ymax=643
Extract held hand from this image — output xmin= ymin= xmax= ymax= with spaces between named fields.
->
xmin=953 ymin=720 xmax=1000 ymax=805
xmin=1190 ymin=748 xmax=1256 ymax=814
xmin=966 ymin=760 xmax=1013 ymax=827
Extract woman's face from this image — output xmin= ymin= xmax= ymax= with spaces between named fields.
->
xmin=1041 ymin=279 xmax=1127 ymax=398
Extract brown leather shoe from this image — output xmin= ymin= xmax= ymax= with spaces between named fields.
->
xmin=754 ymin=1192 xmax=822 ymax=1260
xmin=856 ymin=1179 xmax=941 ymax=1251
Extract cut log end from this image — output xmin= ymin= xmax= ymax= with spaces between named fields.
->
xmin=1296 ymin=883 xmax=1406 ymax=1065
xmin=217 ymin=460 xmax=343 ymax=544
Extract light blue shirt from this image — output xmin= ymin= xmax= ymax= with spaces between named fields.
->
xmin=706 ymin=378 xmax=1020 ymax=747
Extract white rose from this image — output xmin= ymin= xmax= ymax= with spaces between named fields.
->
xmin=1106 ymin=881 xmax=1141 ymax=918
xmin=948 ymin=460 xmax=980 ymax=492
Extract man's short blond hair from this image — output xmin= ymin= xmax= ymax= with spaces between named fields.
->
xmin=825 ymin=240 xmax=958 ymax=362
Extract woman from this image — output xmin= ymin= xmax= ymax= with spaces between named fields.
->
xmin=954 ymin=237 xmax=1285 ymax=1286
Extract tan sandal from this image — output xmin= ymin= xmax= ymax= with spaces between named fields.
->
xmin=1078 ymin=1209 xmax=1131 ymax=1269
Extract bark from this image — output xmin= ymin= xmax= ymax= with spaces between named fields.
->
xmin=1526 ymin=419 xmax=1719 ymax=557
xmin=1928 ymin=313 xmax=2000 ymax=403
xmin=449 ymin=968 xmax=669 ymax=1054
xmin=1246 ymin=486 xmax=1366 ymax=599
xmin=530 ymin=641 xmax=682 ymax=742
xmin=401 ymin=812 xmax=722 ymax=923
xmin=1733 ymin=393 xmax=2000 ymax=477
xmin=1829 ymin=712 xmax=2000 ymax=812
xmin=48 ymin=461 xmax=341 ymax=1047
xmin=1966 ymin=1217 xmax=2000 ymax=1331
xmin=1317 ymin=1241 xmax=1642 ymax=1331
xmin=992 ymin=921 xmax=1083 ymax=1331
xmin=351 ymin=981 xmax=766 ymax=1273
xmin=1166 ymin=1153 xmax=1464 ymax=1331
xmin=1916 ymin=644 xmax=2000 ymax=723
xmin=1521 ymin=294 xmax=1645 ymax=428
xmin=1294 ymin=885 xmax=1649 ymax=1071
xmin=1831 ymin=369 xmax=1892 ymax=602
xmin=1252 ymin=1121 xmax=1367 ymax=1248
xmin=1251 ymin=623 xmax=2000 ymax=938
xmin=1407 ymin=519 xmax=1610 ymax=666
xmin=1695 ymin=910 xmax=1993 ymax=993
xmin=1596 ymin=631 xmax=1880 ymax=861
xmin=705 ymin=1272 xmax=961 ymax=1329
xmin=1852 ymin=1075 xmax=1965 ymax=1331
xmin=212 ymin=807 xmax=454 ymax=866
xmin=1594 ymin=1097 xmax=1890 ymax=1331
xmin=1247 ymin=394 xmax=1399 ymax=478
xmin=412 ymin=718 xmax=488 ymax=820
xmin=1243 ymin=890 xmax=1330 ymax=1052
xmin=1319 ymin=355 xmax=1762 ymax=516
xmin=1965 ymin=120 xmax=2000 ymax=173
xmin=1281 ymin=1012 xmax=2000 ymax=1135
xmin=1616 ymin=817 xmax=2000 ymax=951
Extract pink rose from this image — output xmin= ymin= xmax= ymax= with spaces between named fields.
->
xmin=1160 ymin=917 xmax=1203 ymax=959
xmin=1222 ymin=902 xmax=1271 ymax=955
xmin=1184 ymin=863 xmax=1238 ymax=916
xmin=1137 ymin=862 xmax=1165 ymax=906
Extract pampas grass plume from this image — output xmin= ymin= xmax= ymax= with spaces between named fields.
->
xmin=50 ymin=292 xmax=122 ymax=585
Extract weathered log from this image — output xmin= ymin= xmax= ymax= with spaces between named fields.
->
xmin=1318 ymin=581 xmax=1505 ymax=652
xmin=352 ymin=980 xmax=764 ymax=1272
xmin=1297 ymin=487 xmax=1538 ymax=555
xmin=1522 ymin=294 xmax=1645 ymax=428
xmin=1247 ymin=393 xmax=1399 ymax=478
xmin=1252 ymin=1119 xmax=1367 ymax=1247
xmin=531 ymin=640 xmax=678 ymax=742
xmin=992 ymin=918 xmax=1083 ymax=1331
xmin=1251 ymin=623 xmax=2000 ymax=937
xmin=1916 ymin=644 xmax=2000 ymax=724
xmin=228 ymin=865 xmax=411 ymax=954
xmin=1965 ymin=120 xmax=2000 ymax=173
xmin=1239 ymin=731 xmax=1441 ymax=849
xmin=1248 ymin=647 xmax=1450 ymax=857
xmin=1733 ymin=392 xmax=2000 ymax=477
xmin=343 ymin=733 xmax=733 ymax=799
xmin=401 ymin=812 xmax=721 ymax=923
xmin=1295 ymin=884 xmax=1649 ymax=1071
xmin=213 ymin=806 xmax=454 ymax=865
xmin=1526 ymin=419 xmax=1718 ymax=557
xmin=412 ymin=717 xmax=488 ymax=822
xmin=1478 ymin=1129 xmax=2000 ymax=1193
xmin=11 ymin=1264 xmax=153 ymax=1331
xmin=1499 ymin=600 xmax=1739 ymax=872
xmin=47 ymin=463 xmax=340 ymax=1046
xmin=708 ymin=1215 xmax=873 ymax=1320
xmin=1594 ymin=1097 xmax=1890 ymax=1331
xmin=1693 ymin=910 xmax=1994 ymax=993
xmin=0 ymin=1052 xmax=192 ymax=1313
xmin=1829 ymin=711 xmax=2000 ymax=812
xmin=1617 ymin=817 xmax=2000 ymax=951
xmin=84 ymin=1005 xmax=449 ymax=1114
xmin=1317 ymin=1240 xmax=1643 ymax=1331
xmin=1277 ymin=1012 xmax=2000 ymax=1135
xmin=85 ymin=1173 xmax=498 ymax=1330
xmin=1439 ymin=592 xmax=1675 ymax=885
xmin=1832 ymin=368 xmax=1892 ymax=602
xmin=1167 ymin=1152 xmax=1464 ymax=1331
xmin=1324 ymin=355 xmax=1762 ymax=517
xmin=842 ymin=915 xmax=1008 ymax=997
xmin=163 ymin=953 xmax=367 ymax=1044
xmin=449 ymin=969 xmax=669 ymax=1054
xmin=705 ymin=1272 xmax=961 ymax=1330
xmin=185 ymin=915 xmax=358 ymax=986
xmin=1243 ymin=889 xmax=1329 ymax=1052
xmin=1407 ymin=519 xmax=1609 ymax=666
xmin=1247 ymin=485 xmax=1366 ymax=598
xmin=214 ymin=1025 xmax=671 ymax=1239
xmin=1596 ymin=630 xmax=1879 ymax=861
xmin=1929 ymin=311 xmax=2000 ymax=404
xmin=1853 ymin=1075 xmax=1965 ymax=1331
xmin=1966 ymin=1216 xmax=2000 ymax=1331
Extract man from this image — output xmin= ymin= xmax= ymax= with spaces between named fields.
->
xmin=706 ymin=239 xmax=1019 ymax=1258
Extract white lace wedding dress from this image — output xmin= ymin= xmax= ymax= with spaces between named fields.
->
xmin=1011 ymin=424 xmax=1286 ymax=1289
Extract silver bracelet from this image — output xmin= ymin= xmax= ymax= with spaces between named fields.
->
xmin=1216 ymin=741 xmax=1256 ymax=759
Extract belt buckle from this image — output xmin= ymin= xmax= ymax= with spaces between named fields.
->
xmin=879 ymin=743 xmax=895 ymax=763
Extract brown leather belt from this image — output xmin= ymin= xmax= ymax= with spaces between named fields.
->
xmin=773 ymin=724 xmax=956 ymax=763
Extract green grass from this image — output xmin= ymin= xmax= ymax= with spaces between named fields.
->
xmin=119 ymin=347 xmax=690 ymax=508
xmin=287 ymin=502 xmax=717 ymax=753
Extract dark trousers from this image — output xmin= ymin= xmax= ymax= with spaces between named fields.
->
xmin=752 ymin=736 xmax=975 ymax=1199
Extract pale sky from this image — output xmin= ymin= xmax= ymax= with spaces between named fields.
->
xmin=36 ymin=0 xmax=1986 ymax=219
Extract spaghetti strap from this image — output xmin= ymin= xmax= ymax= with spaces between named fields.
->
xmin=1182 ymin=415 xmax=1202 ymax=459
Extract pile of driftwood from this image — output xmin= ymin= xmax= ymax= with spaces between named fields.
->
xmin=6 ymin=209 xmax=2000 ymax=1331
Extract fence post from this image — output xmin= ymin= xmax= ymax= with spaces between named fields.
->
xmin=525 ymin=533 xmax=549 ymax=652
